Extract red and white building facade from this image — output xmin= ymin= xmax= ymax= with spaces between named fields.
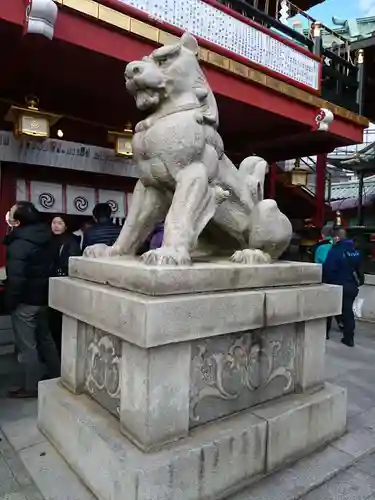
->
xmin=0 ymin=0 xmax=369 ymax=266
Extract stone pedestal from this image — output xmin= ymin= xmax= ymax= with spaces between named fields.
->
xmin=355 ymin=274 xmax=375 ymax=323
xmin=38 ymin=257 xmax=347 ymax=500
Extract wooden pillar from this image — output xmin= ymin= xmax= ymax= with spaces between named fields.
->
xmin=0 ymin=163 xmax=17 ymax=268
xmin=269 ymin=162 xmax=277 ymax=199
xmin=315 ymin=154 xmax=326 ymax=229
xmin=357 ymin=170 xmax=364 ymax=226
xmin=357 ymin=49 xmax=365 ymax=116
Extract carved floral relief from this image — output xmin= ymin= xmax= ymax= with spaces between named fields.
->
xmin=84 ymin=327 xmax=121 ymax=417
xmin=190 ymin=326 xmax=296 ymax=426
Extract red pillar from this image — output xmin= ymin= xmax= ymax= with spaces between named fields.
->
xmin=269 ymin=162 xmax=277 ymax=199
xmin=315 ymin=154 xmax=326 ymax=229
xmin=0 ymin=164 xmax=17 ymax=268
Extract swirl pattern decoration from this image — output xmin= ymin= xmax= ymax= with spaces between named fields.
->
xmin=73 ymin=196 xmax=89 ymax=212
xmin=38 ymin=192 xmax=55 ymax=209
xmin=106 ymin=200 xmax=119 ymax=214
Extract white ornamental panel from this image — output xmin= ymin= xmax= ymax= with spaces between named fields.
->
xmin=30 ymin=181 xmax=63 ymax=213
xmin=16 ymin=179 xmax=27 ymax=202
xmin=66 ymin=185 xmax=96 ymax=216
xmin=118 ymin=0 xmax=320 ymax=90
xmin=98 ymin=189 xmax=126 ymax=218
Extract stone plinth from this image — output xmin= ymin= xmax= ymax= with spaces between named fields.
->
xmin=355 ymin=274 xmax=375 ymax=323
xmin=38 ymin=257 xmax=347 ymax=500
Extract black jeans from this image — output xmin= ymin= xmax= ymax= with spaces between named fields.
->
xmin=48 ymin=308 xmax=63 ymax=357
xmin=11 ymin=305 xmax=61 ymax=391
xmin=326 ymin=288 xmax=358 ymax=341
xmin=342 ymin=288 xmax=358 ymax=343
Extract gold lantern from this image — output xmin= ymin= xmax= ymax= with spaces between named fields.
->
xmin=335 ymin=210 xmax=342 ymax=227
xmin=108 ymin=122 xmax=133 ymax=157
xmin=5 ymin=97 xmax=60 ymax=140
xmin=289 ymin=159 xmax=308 ymax=187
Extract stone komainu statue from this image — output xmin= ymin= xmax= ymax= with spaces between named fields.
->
xmin=85 ymin=32 xmax=292 ymax=265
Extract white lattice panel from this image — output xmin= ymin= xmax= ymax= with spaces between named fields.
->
xmin=30 ymin=181 xmax=63 ymax=213
xmin=98 ymin=189 xmax=126 ymax=217
xmin=66 ymin=185 xmax=96 ymax=216
xmin=118 ymin=0 xmax=320 ymax=90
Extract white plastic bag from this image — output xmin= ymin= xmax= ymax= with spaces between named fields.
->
xmin=353 ymin=297 xmax=364 ymax=318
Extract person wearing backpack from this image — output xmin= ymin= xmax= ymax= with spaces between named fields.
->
xmin=313 ymin=225 xmax=343 ymax=338
xmin=312 ymin=225 xmax=333 ymax=265
xmin=323 ymin=228 xmax=364 ymax=347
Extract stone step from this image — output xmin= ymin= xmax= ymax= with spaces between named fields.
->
xmin=1 ymin=416 xmax=96 ymax=500
xmin=2 ymin=409 xmax=375 ymax=500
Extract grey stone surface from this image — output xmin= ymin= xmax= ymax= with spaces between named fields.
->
xmin=355 ymin=451 xmax=375 ymax=478
xmin=1 ymin=417 xmax=46 ymax=452
xmin=69 ymin=257 xmax=322 ymax=295
xmin=265 ymin=284 xmax=342 ymax=326
xmin=252 ymin=383 xmax=347 ymax=471
xmin=295 ymin=318 xmax=326 ymax=392
xmin=50 ymin=278 xmax=342 ymax=349
xmin=18 ymin=442 xmax=95 ymax=500
xmin=333 ymin=426 xmax=375 ymax=459
xmin=84 ymin=327 xmax=121 ymax=418
xmin=190 ymin=325 xmax=296 ymax=427
xmin=2 ymin=324 xmax=375 ymax=500
xmin=0 ymin=493 xmax=28 ymax=500
xmin=38 ymin=378 xmax=267 ymax=500
xmin=0 ymin=430 xmax=42 ymax=500
xmin=60 ymin=316 xmax=86 ymax=395
xmin=229 ymin=445 xmax=353 ymax=500
xmin=50 ymin=277 xmax=265 ymax=348
xmin=301 ymin=467 xmax=375 ymax=500
xmin=120 ymin=339 xmax=191 ymax=450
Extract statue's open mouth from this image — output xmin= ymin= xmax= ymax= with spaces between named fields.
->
xmin=126 ymin=78 xmax=163 ymax=111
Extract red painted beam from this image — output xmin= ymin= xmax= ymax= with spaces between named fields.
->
xmin=0 ymin=1 xmax=365 ymax=145
xmin=0 ymin=0 xmax=24 ymax=25
xmin=53 ymin=10 xmax=364 ymax=144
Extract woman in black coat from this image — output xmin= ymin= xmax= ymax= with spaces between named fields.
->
xmin=49 ymin=215 xmax=81 ymax=354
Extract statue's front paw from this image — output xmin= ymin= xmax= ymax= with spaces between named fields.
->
xmin=141 ymin=247 xmax=191 ymax=266
xmin=230 ymin=249 xmax=271 ymax=265
xmin=83 ymin=244 xmax=120 ymax=259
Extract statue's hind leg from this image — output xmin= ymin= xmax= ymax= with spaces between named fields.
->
xmin=142 ymin=162 xmax=217 ymax=266
xmin=231 ymin=199 xmax=292 ymax=264
xmin=84 ymin=180 xmax=168 ymax=258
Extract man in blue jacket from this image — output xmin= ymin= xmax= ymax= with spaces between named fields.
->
xmin=323 ymin=228 xmax=363 ymax=347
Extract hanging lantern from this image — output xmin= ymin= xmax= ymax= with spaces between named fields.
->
xmin=108 ymin=122 xmax=133 ymax=157
xmin=289 ymin=159 xmax=309 ymax=186
xmin=334 ymin=210 xmax=342 ymax=227
xmin=5 ymin=97 xmax=60 ymax=140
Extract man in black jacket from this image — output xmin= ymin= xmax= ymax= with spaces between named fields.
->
xmin=82 ymin=203 xmax=121 ymax=251
xmin=4 ymin=202 xmax=60 ymax=398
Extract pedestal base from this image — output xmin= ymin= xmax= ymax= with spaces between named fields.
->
xmin=355 ymin=274 xmax=375 ymax=323
xmin=38 ymin=379 xmax=346 ymax=500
